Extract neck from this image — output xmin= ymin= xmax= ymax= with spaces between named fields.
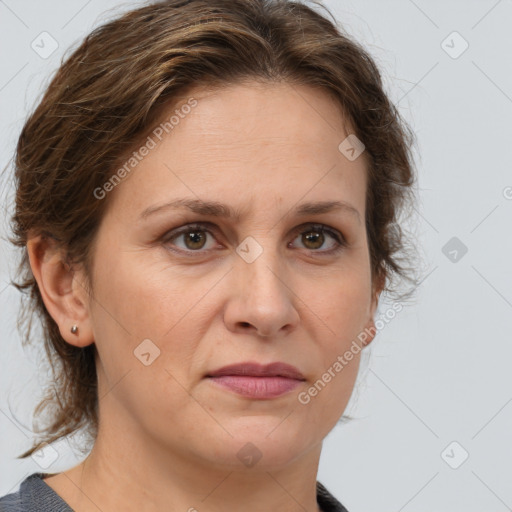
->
xmin=47 ymin=405 xmax=324 ymax=512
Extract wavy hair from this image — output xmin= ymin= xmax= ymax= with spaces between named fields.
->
xmin=5 ymin=0 xmax=418 ymax=457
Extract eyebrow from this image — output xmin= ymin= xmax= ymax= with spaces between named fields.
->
xmin=139 ymin=198 xmax=361 ymax=224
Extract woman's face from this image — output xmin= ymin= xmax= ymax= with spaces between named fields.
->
xmin=82 ymin=81 xmax=379 ymax=470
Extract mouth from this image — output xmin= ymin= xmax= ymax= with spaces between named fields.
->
xmin=206 ymin=362 xmax=306 ymax=399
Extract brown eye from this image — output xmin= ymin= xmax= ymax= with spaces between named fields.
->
xmin=163 ymin=222 xmax=346 ymax=257
xmin=290 ymin=224 xmax=346 ymax=255
xmin=182 ymin=230 xmax=208 ymax=250
xmin=302 ymin=230 xmax=325 ymax=250
xmin=165 ymin=224 xmax=217 ymax=252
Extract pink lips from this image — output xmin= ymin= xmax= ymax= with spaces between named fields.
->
xmin=206 ymin=362 xmax=306 ymax=399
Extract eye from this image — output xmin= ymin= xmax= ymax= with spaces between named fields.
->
xmin=163 ymin=223 xmax=218 ymax=253
xmin=289 ymin=223 xmax=346 ymax=254
xmin=162 ymin=222 xmax=346 ymax=256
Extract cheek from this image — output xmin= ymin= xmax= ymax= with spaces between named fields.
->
xmin=299 ymin=300 xmax=365 ymax=432
xmin=88 ymin=248 xmax=205 ymax=433
xmin=315 ymin=270 xmax=372 ymax=339
xmin=91 ymin=243 xmax=185 ymax=337
xmin=305 ymin=269 xmax=371 ymax=405
xmin=89 ymin=246 xmax=215 ymax=383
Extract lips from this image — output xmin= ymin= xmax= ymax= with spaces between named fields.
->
xmin=206 ymin=362 xmax=306 ymax=399
xmin=206 ymin=362 xmax=305 ymax=380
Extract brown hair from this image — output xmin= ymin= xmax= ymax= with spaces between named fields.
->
xmin=6 ymin=0 xmax=418 ymax=458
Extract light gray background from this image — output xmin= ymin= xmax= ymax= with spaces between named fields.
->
xmin=1 ymin=1 xmax=511 ymax=510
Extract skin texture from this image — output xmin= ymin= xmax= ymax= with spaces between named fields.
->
xmin=27 ymin=81 xmax=381 ymax=512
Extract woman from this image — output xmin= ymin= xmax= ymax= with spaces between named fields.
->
xmin=0 ymin=0 xmax=416 ymax=510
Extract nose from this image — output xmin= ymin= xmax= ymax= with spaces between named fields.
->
xmin=223 ymin=241 xmax=300 ymax=339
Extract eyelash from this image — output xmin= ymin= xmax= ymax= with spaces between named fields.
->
xmin=161 ymin=222 xmax=347 ymax=257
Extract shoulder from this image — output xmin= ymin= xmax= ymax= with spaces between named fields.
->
xmin=1 ymin=474 xmax=348 ymax=512
xmin=0 ymin=484 xmax=23 ymax=511
xmin=0 ymin=473 xmax=72 ymax=512
xmin=316 ymin=481 xmax=350 ymax=512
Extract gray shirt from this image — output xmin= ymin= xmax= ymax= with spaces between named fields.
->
xmin=0 ymin=473 xmax=349 ymax=511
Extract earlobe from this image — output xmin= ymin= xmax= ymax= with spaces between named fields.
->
xmin=26 ymin=234 xmax=94 ymax=348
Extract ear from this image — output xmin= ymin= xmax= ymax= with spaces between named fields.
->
xmin=26 ymin=234 xmax=94 ymax=348
xmin=360 ymin=274 xmax=384 ymax=348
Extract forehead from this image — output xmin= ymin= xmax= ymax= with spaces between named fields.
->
xmin=171 ymin=80 xmax=352 ymax=151
xmin=104 ymin=81 xmax=368 ymax=221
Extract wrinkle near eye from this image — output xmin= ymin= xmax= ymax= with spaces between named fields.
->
xmin=160 ymin=221 xmax=347 ymax=257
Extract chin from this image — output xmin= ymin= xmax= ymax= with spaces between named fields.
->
xmin=201 ymin=418 xmax=315 ymax=471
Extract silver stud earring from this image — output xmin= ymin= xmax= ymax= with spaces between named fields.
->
xmin=70 ymin=325 xmax=78 ymax=334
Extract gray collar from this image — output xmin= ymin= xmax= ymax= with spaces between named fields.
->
xmin=0 ymin=473 xmax=349 ymax=512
